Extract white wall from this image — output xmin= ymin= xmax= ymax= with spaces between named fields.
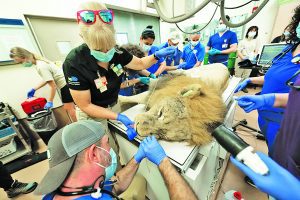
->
xmin=0 ymin=0 xmax=156 ymax=118
xmin=271 ymin=0 xmax=299 ymax=39
xmin=159 ymin=0 xmax=279 ymax=46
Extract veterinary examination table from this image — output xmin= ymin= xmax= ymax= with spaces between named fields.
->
xmin=108 ymin=76 xmax=241 ymax=200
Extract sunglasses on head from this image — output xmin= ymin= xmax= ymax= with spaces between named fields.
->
xmin=77 ymin=9 xmax=114 ymax=25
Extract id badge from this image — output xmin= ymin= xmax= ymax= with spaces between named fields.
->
xmin=222 ymin=44 xmax=228 ymax=48
xmin=94 ymin=76 xmax=108 ymax=93
xmin=111 ymin=64 xmax=124 ymax=76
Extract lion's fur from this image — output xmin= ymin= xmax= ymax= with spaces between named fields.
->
xmin=119 ymin=63 xmax=230 ymax=145
xmin=135 ymin=75 xmax=227 ymax=145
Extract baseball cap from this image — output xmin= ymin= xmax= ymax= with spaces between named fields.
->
xmin=169 ymin=32 xmax=180 ymax=44
xmin=34 ymin=120 xmax=106 ymax=195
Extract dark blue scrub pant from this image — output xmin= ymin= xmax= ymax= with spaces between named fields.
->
xmin=0 ymin=161 xmax=14 ymax=190
xmin=258 ymin=110 xmax=283 ymax=150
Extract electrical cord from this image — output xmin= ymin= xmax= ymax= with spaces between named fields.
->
xmin=154 ymin=0 xmax=270 ymax=28
xmin=214 ymin=0 xmax=254 ymax=10
xmin=220 ymin=0 xmax=270 ymax=28
xmin=175 ymin=4 xmax=218 ymax=34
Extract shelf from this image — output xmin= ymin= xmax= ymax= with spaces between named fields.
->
xmin=0 ymin=144 xmax=31 ymax=164
xmin=0 ymin=133 xmax=17 ymax=143
xmin=0 ymin=105 xmax=32 ymax=164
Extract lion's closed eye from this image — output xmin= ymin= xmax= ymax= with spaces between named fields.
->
xmin=158 ymin=107 xmax=164 ymax=120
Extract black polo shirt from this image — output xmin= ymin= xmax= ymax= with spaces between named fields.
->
xmin=63 ymin=44 xmax=133 ymax=107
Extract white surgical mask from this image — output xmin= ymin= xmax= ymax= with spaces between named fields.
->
xmin=283 ymin=31 xmax=290 ymax=37
xmin=248 ymin=31 xmax=256 ymax=38
xmin=296 ymin=23 xmax=300 ymax=39
xmin=217 ymin=24 xmax=227 ymax=33
xmin=142 ymin=44 xmax=151 ymax=52
xmin=190 ymin=40 xmax=199 ymax=47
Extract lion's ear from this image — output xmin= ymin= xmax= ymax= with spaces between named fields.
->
xmin=179 ymin=84 xmax=203 ymax=99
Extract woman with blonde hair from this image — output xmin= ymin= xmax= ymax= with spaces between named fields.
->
xmin=9 ymin=47 xmax=77 ymax=122
xmin=63 ymin=1 xmax=174 ymax=140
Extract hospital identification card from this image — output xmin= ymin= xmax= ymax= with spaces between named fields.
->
xmin=94 ymin=76 xmax=108 ymax=93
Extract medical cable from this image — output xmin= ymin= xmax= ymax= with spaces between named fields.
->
xmin=153 ymin=0 xmax=269 ymax=28
xmin=174 ymin=3 xmax=218 ymax=34
xmin=214 ymin=0 xmax=257 ymax=10
xmin=220 ymin=0 xmax=269 ymax=28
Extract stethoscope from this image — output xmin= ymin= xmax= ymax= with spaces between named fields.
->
xmin=56 ymin=175 xmax=122 ymax=200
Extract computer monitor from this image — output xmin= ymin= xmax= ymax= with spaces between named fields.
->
xmin=257 ymin=43 xmax=287 ymax=66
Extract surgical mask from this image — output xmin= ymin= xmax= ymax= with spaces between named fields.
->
xmin=190 ymin=41 xmax=199 ymax=47
xmin=91 ymin=48 xmax=116 ymax=63
xmin=283 ymin=31 xmax=290 ymax=37
xmin=142 ymin=44 xmax=151 ymax=52
xmin=296 ymin=23 xmax=300 ymax=39
xmin=217 ymin=24 xmax=227 ymax=33
xmin=248 ymin=32 xmax=256 ymax=38
xmin=23 ymin=61 xmax=33 ymax=67
xmin=94 ymin=147 xmax=117 ymax=181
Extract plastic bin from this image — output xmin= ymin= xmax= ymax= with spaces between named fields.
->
xmin=27 ymin=110 xmax=58 ymax=144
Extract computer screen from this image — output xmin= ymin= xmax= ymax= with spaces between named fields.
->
xmin=257 ymin=43 xmax=287 ymax=65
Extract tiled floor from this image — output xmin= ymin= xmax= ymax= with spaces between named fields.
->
xmin=0 ymin=88 xmax=269 ymax=200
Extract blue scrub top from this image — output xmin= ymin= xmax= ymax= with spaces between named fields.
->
xmin=260 ymin=44 xmax=300 ymax=113
xmin=147 ymin=45 xmax=164 ymax=74
xmin=119 ymin=73 xmax=137 ymax=96
xmin=182 ymin=42 xmax=205 ymax=69
xmin=207 ymin=30 xmax=238 ymax=64
xmin=158 ymin=42 xmax=182 ymax=66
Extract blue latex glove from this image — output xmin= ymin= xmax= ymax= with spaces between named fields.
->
xmin=140 ymin=136 xmax=167 ymax=166
xmin=27 ymin=88 xmax=36 ymax=98
xmin=177 ymin=62 xmax=187 ymax=69
xmin=126 ymin=126 xmax=137 ymax=141
xmin=230 ymin=152 xmax=300 ymax=200
xmin=208 ymin=48 xmax=222 ymax=56
xmin=154 ymin=46 xmax=176 ymax=60
xmin=44 ymin=102 xmax=53 ymax=109
xmin=139 ymin=77 xmax=150 ymax=85
xmin=236 ymin=94 xmax=275 ymax=113
xmin=149 ymin=73 xmax=156 ymax=79
xmin=234 ymin=78 xmax=251 ymax=93
xmin=134 ymin=143 xmax=146 ymax=163
xmin=117 ymin=113 xmax=134 ymax=126
xmin=117 ymin=114 xmax=137 ymax=140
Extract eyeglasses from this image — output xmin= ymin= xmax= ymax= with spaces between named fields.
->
xmin=77 ymin=10 xmax=114 ymax=25
xmin=286 ymin=69 xmax=300 ymax=90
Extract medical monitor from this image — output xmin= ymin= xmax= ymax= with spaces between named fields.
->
xmin=257 ymin=43 xmax=287 ymax=66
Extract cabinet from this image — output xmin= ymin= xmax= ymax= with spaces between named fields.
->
xmin=0 ymin=105 xmax=32 ymax=164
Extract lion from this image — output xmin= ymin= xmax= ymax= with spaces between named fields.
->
xmin=119 ymin=63 xmax=229 ymax=145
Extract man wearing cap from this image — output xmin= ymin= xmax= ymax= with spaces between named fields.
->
xmin=158 ymin=32 xmax=187 ymax=71
xmin=35 ymin=120 xmax=197 ymax=200
xmin=182 ymin=32 xmax=205 ymax=69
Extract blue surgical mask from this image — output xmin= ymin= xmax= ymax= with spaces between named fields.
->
xmin=217 ymin=24 xmax=227 ymax=33
xmin=91 ymin=48 xmax=116 ymax=63
xmin=296 ymin=23 xmax=300 ymax=39
xmin=95 ymin=147 xmax=117 ymax=181
xmin=190 ymin=41 xmax=199 ymax=47
xmin=143 ymin=44 xmax=151 ymax=52
xmin=23 ymin=61 xmax=33 ymax=67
